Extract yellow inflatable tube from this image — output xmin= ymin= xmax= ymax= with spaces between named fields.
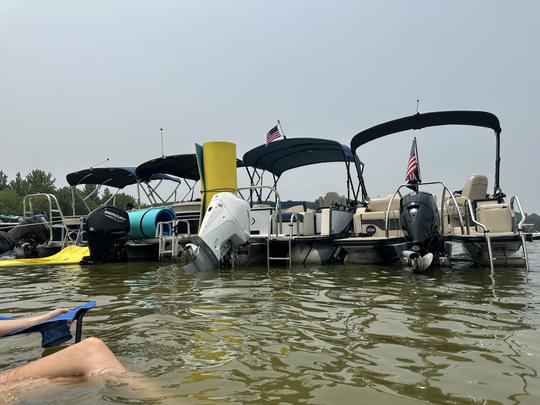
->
xmin=0 ymin=246 xmax=89 ymax=268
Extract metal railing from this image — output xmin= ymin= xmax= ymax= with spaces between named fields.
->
xmin=510 ymin=196 xmax=530 ymax=272
xmin=23 ymin=193 xmax=69 ymax=246
xmin=465 ymin=199 xmax=495 ymax=272
xmin=384 ymin=181 xmax=465 ymax=238
xmin=266 ymin=212 xmax=295 ymax=270
xmin=236 ymin=185 xmax=283 ymax=234
xmin=156 ymin=219 xmax=192 ymax=259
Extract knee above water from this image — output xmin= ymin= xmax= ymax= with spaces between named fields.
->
xmin=81 ymin=337 xmax=107 ymax=351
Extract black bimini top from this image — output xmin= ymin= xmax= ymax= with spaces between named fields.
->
xmin=67 ymin=167 xmax=181 ymax=189
xmin=136 ymin=154 xmax=201 ymax=182
xmin=351 ymin=110 xmax=501 ymax=153
xmin=66 ymin=167 xmax=139 ymax=189
xmin=136 ymin=154 xmax=245 ymax=182
xmin=242 ymin=138 xmax=355 ymax=177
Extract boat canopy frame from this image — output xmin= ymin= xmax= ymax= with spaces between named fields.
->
xmin=350 ymin=110 xmax=504 ymax=197
xmin=242 ymin=138 xmax=368 ymax=205
xmin=66 ymin=166 xmax=183 ymax=215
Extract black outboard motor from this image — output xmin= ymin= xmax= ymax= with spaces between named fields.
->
xmin=81 ymin=206 xmax=130 ymax=264
xmin=0 ymin=215 xmax=50 ymax=256
xmin=400 ymin=191 xmax=442 ymax=272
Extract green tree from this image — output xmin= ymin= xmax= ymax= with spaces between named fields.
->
xmin=0 ymin=170 xmax=7 ymax=191
xmin=0 ymin=188 xmax=23 ymax=215
xmin=25 ymin=169 xmax=56 ymax=194
xmin=112 ymin=192 xmax=136 ymax=210
xmin=9 ymin=172 xmax=28 ymax=195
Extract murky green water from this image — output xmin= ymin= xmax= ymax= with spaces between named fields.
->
xmin=1 ymin=244 xmax=539 ymax=404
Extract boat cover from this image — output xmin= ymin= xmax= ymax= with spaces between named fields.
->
xmin=242 ymin=138 xmax=354 ymax=176
xmin=67 ymin=167 xmax=138 ymax=188
xmin=136 ymin=154 xmax=201 ymax=181
xmin=0 ymin=301 xmax=96 ymax=347
xmin=66 ymin=167 xmax=180 ymax=188
xmin=136 ymin=154 xmax=245 ymax=182
xmin=351 ymin=110 xmax=501 ymax=152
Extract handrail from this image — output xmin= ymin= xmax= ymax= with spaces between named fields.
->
xmin=509 ymin=195 xmax=530 ymax=271
xmin=289 ymin=213 xmax=301 ymax=237
xmin=466 ymin=198 xmax=494 ymax=272
xmin=236 ymin=185 xmax=283 ymax=234
xmin=23 ymin=193 xmax=68 ymax=244
xmin=175 ymin=219 xmax=192 ymax=236
xmin=383 ymin=181 xmax=465 ymax=238
xmin=510 ymin=196 xmax=526 ymax=231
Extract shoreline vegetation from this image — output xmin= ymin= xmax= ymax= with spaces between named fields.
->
xmin=0 ymin=169 xmax=538 ymax=232
xmin=0 ymin=169 xmax=135 ymax=217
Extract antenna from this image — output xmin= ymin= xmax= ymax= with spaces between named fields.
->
xmin=160 ymin=128 xmax=164 ymax=157
xmin=416 ymin=99 xmax=420 ymax=114
xmin=90 ymin=158 xmax=109 ymax=169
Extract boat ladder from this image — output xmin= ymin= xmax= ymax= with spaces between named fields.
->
xmin=266 ymin=213 xmax=300 ymax=270
xmin=157 ymin=219 xmax=191 ymax=259
xmin=23 ymin=193 xmax=69 ymax=247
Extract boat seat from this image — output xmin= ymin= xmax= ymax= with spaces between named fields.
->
xmin=353 ymin=195 xmax=402 ymax=237
xmin=445 ymin=174 xmax=489 ymax=233
xmin=460 ymin=174 xmax=489 ymax=200
xmin=476 ymin=203 xmax=514 ymax=233
xmin=445 ymin=174 xmax=517 ymax=235
xmin=318 ymin=192 xmax=346 ymax=208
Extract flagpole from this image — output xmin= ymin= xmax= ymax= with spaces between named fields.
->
xmin=160 ymin=128 xmax=164 ymax=157
xmin=414 ymin=137 xmax=421 ymax=183
xmin=277 ymin=120 xmax=287 ymax=139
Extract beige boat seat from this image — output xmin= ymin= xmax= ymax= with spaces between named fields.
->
xmin=476 ymin=202 xmax=514 ymax=233
xmin=317 ymin=192 xmax=346 ymax=208
xmin=445 ymin=174 xmax=514 ymax=234
xmin=353 ymin=195 xmax=402 ymax=237
xmin=461 ymin=174 xmax=489 ymax=200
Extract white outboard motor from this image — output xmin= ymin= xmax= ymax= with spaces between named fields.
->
xmin=184 ymin=192 xmax=250 ymax=272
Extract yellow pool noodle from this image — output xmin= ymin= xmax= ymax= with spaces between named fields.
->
xmin=201 ymin=141 xmax=238 ymax=213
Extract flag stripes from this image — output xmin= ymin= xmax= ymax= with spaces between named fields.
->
xmin=405 ymin=138 xmax=420 ymax=183
xmin=266 ymin=125 xmax=282 ymax=144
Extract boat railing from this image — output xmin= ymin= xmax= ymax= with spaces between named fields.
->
xmin=22 ymin=193 xmax=69 ymax=246
xmin=384 ymin=181 xmax=466 ymax=238
xmin=236 ymin=185 xmax=283 ymax=234
xmin=156 ymin=219 xmax=191 ymax=259
xmin=465 ymin=199 xmax=495 ymax=272
xmin=510 ymin=195 xmax=530 ymax=271
xmin=266 ymin=212 xmax=294 ymax=270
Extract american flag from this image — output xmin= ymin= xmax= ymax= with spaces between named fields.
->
xmin=266 ymin=125 xmax=282 ymax=144
xmin=405 ymin=137 xmax=420 ymax=183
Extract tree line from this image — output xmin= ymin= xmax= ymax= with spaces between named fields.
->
xmin=0 ymin=169 xmax=135 ymax=217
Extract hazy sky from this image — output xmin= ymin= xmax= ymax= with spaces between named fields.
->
xmin=1 ymin=1 xmax=539 ymax=211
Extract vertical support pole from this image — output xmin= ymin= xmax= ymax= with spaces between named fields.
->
xmin=71 ymin=186 xmax=76 ymax=216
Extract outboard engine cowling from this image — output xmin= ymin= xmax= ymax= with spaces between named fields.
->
xmin=184 ymin=192 xmax=250 ymax=272
xmin=400 ymin=191 xmax=441 ymax=272
xmin=0 ymin=215 xmax=50 ymax=256
xmin=81 ymin=206 xmax=130 ymax=264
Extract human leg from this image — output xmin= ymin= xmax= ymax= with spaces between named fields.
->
xmin=0 ymin=337 xmax=125 ymax=385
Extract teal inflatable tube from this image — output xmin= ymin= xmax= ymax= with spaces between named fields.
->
xmin=127 ymin=207 xmax=176 ymax=240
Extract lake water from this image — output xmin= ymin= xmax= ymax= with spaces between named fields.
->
xmin=1 ymin=243 xmax=539 ymax=404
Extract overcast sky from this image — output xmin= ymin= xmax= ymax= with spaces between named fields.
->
xmin=1 ymin=1 xmax=539 ymax=211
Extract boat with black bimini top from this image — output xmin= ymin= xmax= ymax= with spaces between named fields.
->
xmin=183 ymin=138 xmax=370 ymax=271
xmin=335 ymin=110 xmax=534 ymax=272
